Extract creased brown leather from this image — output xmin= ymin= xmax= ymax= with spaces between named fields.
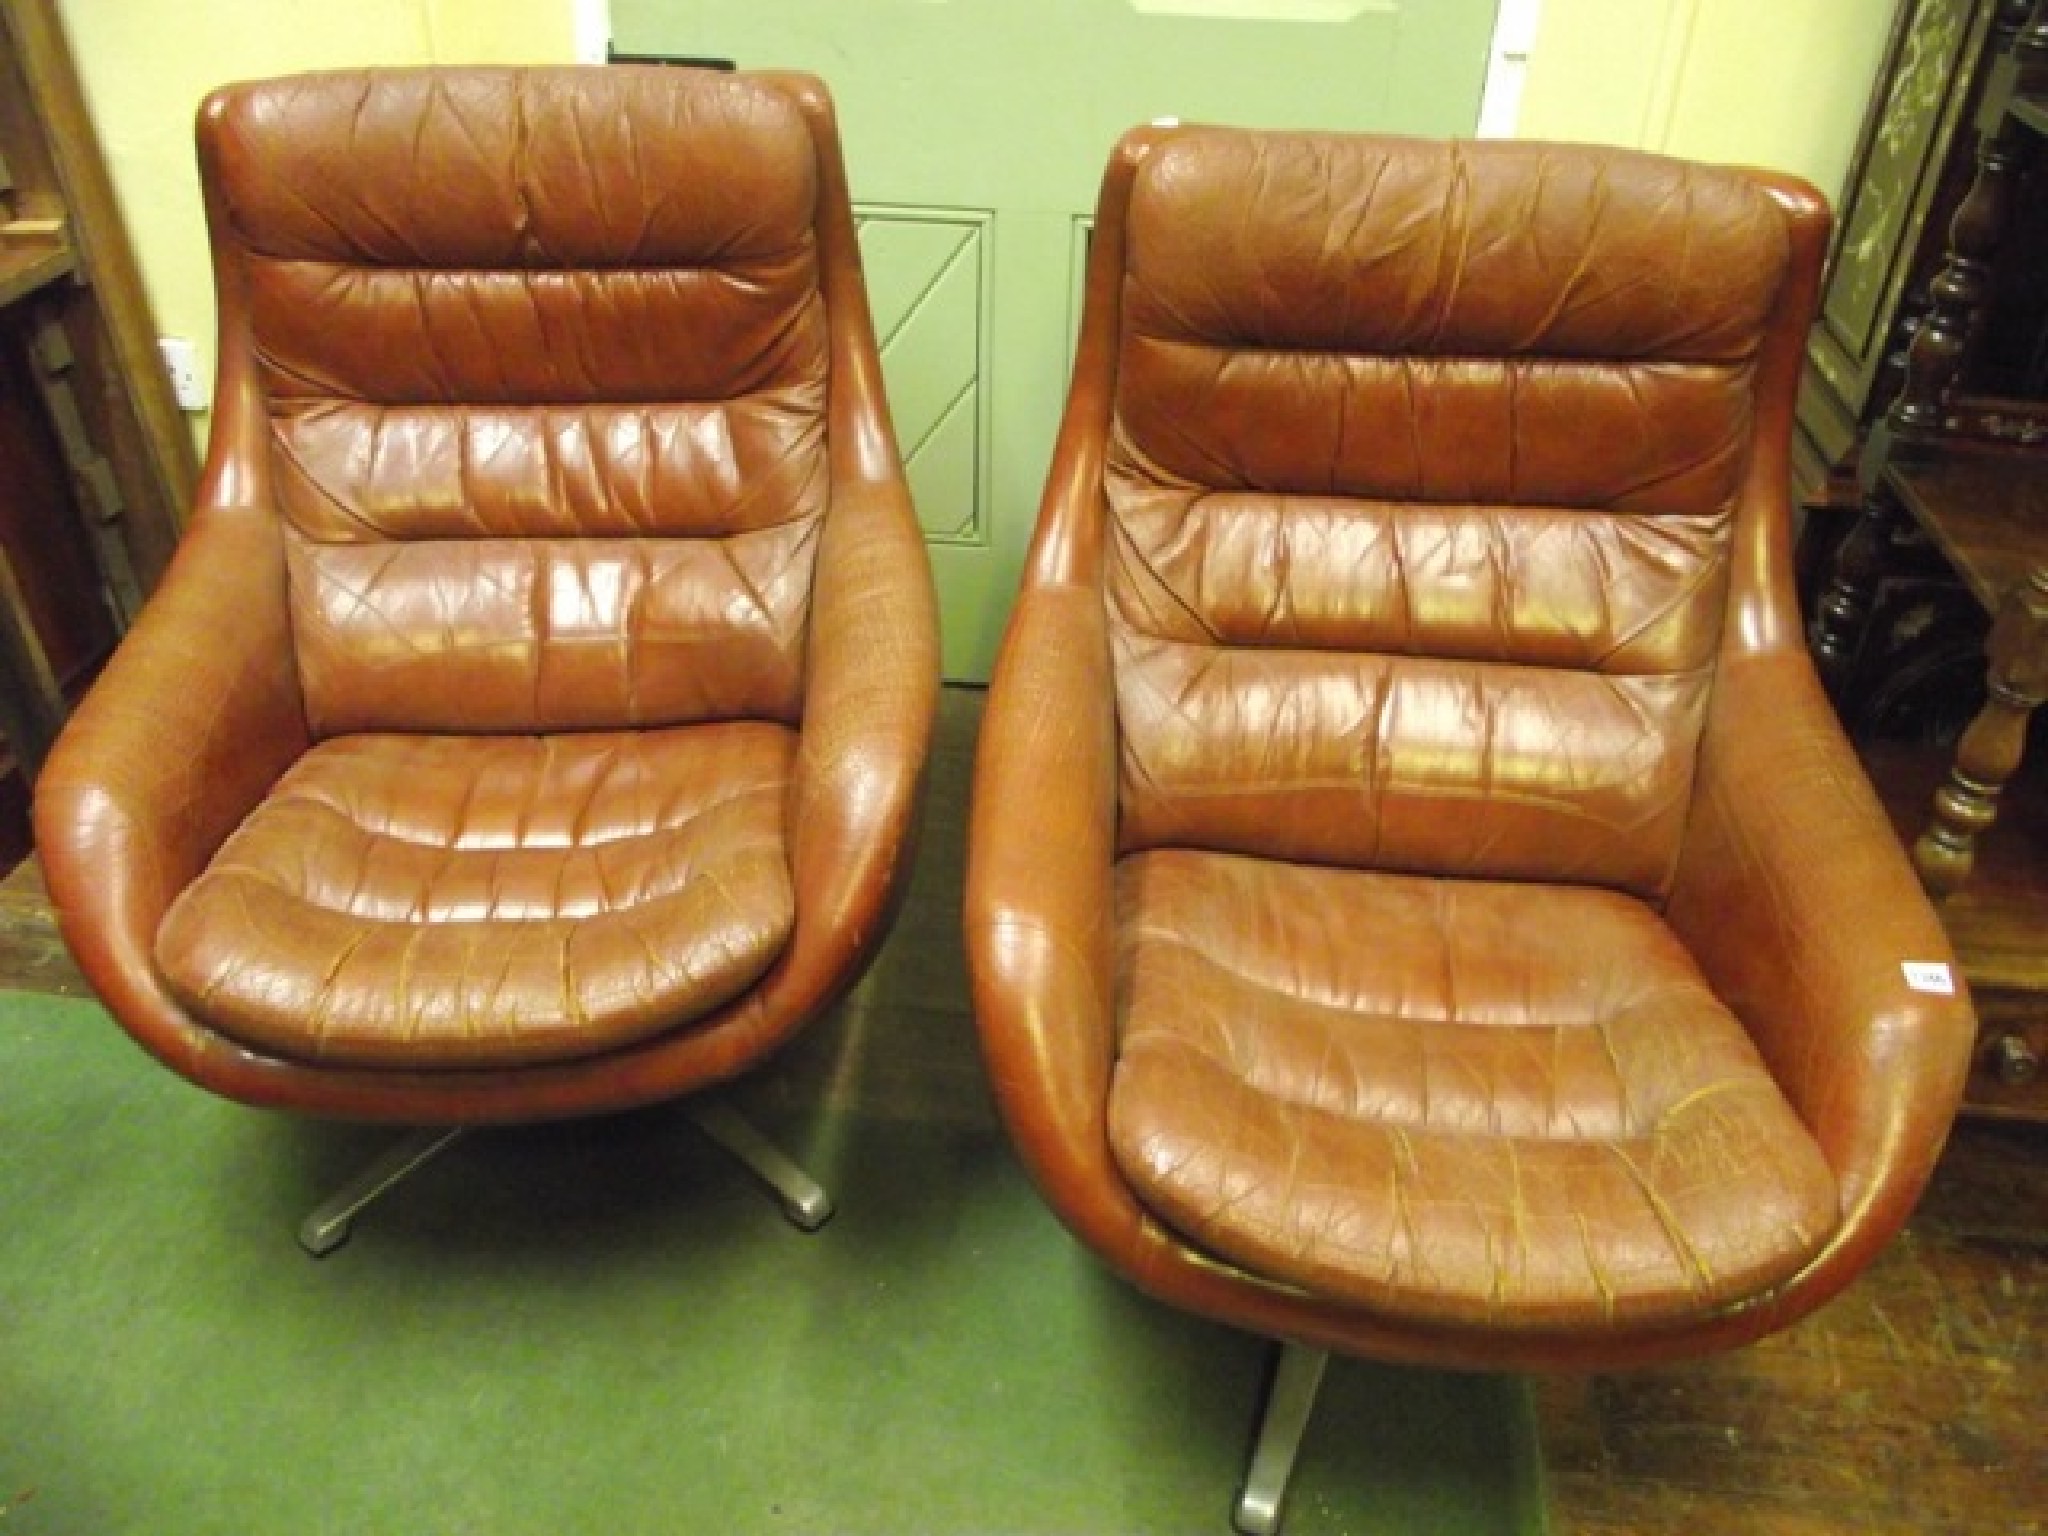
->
xmin=154 ymin=727 xmax=797 ymax=1068
xmin=1108 ymin=851 xmax=1837 ymax=1331
xmin=967 ymin=581 xmax=1123 ymax=1243
xmin=966 ymin=127 xmax=1974 ymax=1372
xmin=1664 ymin=652 xmax=1974 ymax=1335
xmin=201 ymin=72 xmax=834 ymax=739
xmin=1109 ymin=135 xmax=1775 ymax=896
xmin=35 ymin=68 xmax=936 ymax=1123
xmin=286 ymin=524 xmax=819 ymax=735
xmin=34 ymin=505 xmax=310 ymax=1090
xmin=1111 ymin=631 xmax=1709 ymax=893
xmin=1123 ymin=135 xmax=1785 ymax=363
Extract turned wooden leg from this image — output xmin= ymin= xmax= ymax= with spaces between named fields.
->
xmin=1809 ymin=480 xmax=1904 ymax=706
xmin=1915 ymin=567 xmax=2048 ymax=897
xmin=0 ymin=548 xmax=65 ymax=779
xmin=1890 ymin=2 xmax=2038 ymax=442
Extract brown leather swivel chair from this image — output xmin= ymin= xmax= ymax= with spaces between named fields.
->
xmin=34 ymin=68 xmax=937 ymax=1254
xmin=966 ymin=126 xmax=1977 ymax=1533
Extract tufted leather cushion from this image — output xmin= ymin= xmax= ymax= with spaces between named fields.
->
xmin=1105 ymin=851 xmax=1839 ymax=1331
xmin=154 ymin=725 xmax=796 ymax=1069
xmin=1108 ymin=133 xmax=1789 ymax=897
xmin=203 ymin=70 xmax=828 ymax=736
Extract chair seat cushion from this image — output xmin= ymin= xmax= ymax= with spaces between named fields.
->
xmin=155 ymin=724 xmax=798 ymax=1069
xmin=1106 ymin=850 xmax=1840 ymax=1333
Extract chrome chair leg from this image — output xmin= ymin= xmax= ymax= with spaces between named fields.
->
xmin=297 ymin=1126 xmax=465 ymax=1258
xmin=688 ymin=1101 xmax=834 ymax=1231
xmin=1234 ymin=1340 xmax=1331 ymax=1536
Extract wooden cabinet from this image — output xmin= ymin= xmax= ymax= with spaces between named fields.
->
xmin=1795 ymin=0 xmax=2013 ymax=505
xmin=0 ymin=0 xmax=193 ymax=862
xmin=1802 ymin=0 xmax=2048 ymax=1121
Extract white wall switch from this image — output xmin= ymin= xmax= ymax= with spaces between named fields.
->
xmin=157 ymin=336 xmax=205 ymax=412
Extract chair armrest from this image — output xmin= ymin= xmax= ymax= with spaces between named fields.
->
xmin=965 ymin=581 xmax=1138 ymax=1252
xmin=780 ymin=475 xmax=939 ymax=1008
xmin=1666 ymin=650 xmax=1975 ymax=1286
xmin=33 ymin=505 xmax=309 ymax=1064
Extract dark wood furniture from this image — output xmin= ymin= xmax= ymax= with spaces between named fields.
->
xmin=1869 ymin=736 xmax=2048 ymax=1115
xmin=0 ymin=0 xmax=194 ymax=862
xmin=1882 ymin=459 xmax=2048 ymax=894
xmin=1796 ymin=0 xmax=2023 ymax=502
xmin=1805 ymin=0 xmax=2048 ymax=1121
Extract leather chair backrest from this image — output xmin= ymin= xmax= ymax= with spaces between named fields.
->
xmin=200 ymin=69 xmax=829 ymax=736
xmin=1106 ymin=131 xmax=1791 ymax=898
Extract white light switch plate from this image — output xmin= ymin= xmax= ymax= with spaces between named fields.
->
xmin=158 ymin=336 xmax=205 ymax=412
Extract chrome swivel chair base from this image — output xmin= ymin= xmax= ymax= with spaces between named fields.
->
xmin=294 ymin=1102 xmax=833 ymax=1257
xmin=298 ymin=1125 xmax=466 ymax=1257
xmin=688 ymin=1101 xmax=836 ymax=1231
xmin=1233 ymin=1340 xmax=1331 ymax=1535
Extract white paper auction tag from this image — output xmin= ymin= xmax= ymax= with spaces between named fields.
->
xmin=1902 ymin=962 xmax=1956 ymax=996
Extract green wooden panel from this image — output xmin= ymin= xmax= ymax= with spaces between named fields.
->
xmin=614 ymin=0 xmax=1501 ymax=678
xmin=857 ymin=209 xmax=991 ymax=546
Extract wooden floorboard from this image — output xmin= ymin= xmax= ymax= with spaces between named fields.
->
xmin=1537 ymin=1117 xmax=2048 ymax=1535
xmin=0 ymin=876 xmax=86 ymax=997
xmin=7 ymin=683 xmax=2043 ymax=1533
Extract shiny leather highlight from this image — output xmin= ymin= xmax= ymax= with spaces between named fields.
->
xmin=1112 ymin=631 xmax=1707 ymax=893
xmin=270 ymin=395 xmax=827 ymax=542
xmin=156 ymin=728 xmax=796 ymax=1068
xmin=1108 ymin=485 xmax=1730 ymax=667
xmin=287 ymin=525 xmax=817 ymax=735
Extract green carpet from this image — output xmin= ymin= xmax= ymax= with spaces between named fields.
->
xmin=0 ymin=991 xmax=1545 ymax=1534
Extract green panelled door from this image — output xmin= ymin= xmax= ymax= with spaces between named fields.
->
xmin=611 ymin=0 xmax=1502 ymax=680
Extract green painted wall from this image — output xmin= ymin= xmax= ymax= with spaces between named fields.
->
xmin=614 ymin=0 xmax=1502 ymax=678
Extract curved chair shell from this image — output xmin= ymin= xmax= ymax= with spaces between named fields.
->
xmin=966 ymin=125 xmax=1975 ymax=1379
xmin=36 ymin=68 xmax=937 ymax=1131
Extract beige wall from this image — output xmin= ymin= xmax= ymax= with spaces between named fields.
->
xmin=54 ymin=0 xmax=577 ymax=445
xmin=1518 ymin=0 xmax=1895 ymax=203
